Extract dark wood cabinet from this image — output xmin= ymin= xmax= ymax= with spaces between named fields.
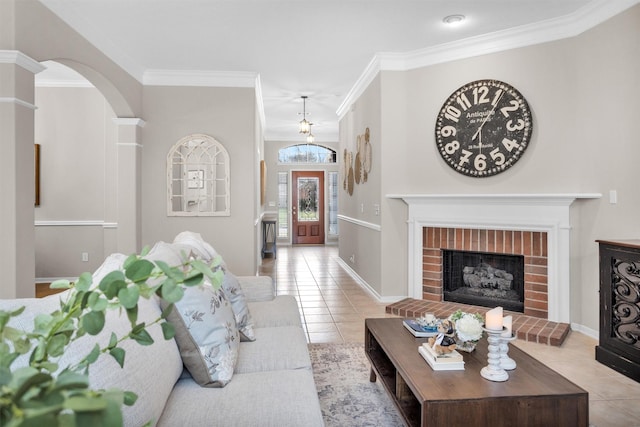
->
xmin=596 ymin=240 xmax=640 ymax=382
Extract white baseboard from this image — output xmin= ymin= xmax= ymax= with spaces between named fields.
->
xmin=335 ymin=257 xmax=405 ymax=304
xmin=36 ymin=277 xmax=78 ymax=284
xmin=570 ymin=322 xmax=598 ymax=340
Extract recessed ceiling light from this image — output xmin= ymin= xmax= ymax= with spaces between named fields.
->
xmin=443 ymin=14 xmax=465 ymax=25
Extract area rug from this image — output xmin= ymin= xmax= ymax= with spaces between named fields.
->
xmin=308 ymin=343 xmax=403 ymax=427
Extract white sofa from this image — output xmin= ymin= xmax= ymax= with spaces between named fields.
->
xmin=1 ymin=235 xmax=324 ymax=426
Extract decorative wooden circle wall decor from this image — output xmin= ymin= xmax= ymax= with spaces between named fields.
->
xmin=342 ymin=148 xmax=349 ymax=190
xmin=347 ymin=151 xmax=355 ymax=196
xmin=361 ymin=128 xmax=371 ymax=182
xmin=354 ymin=136 xmax=362 ymax=185
xmin=343 ymin=127 xmax=372 ymax=196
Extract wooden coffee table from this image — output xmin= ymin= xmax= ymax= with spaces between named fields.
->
xmin=365 ymin=318 xmax=588 ymax=427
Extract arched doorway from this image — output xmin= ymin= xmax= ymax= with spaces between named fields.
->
xmin=33 ymin=60 xmax=140 ymax=284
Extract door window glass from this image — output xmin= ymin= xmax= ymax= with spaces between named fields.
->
xmin=277 ymin=172 xmax=288 ymax=238
xmin=297 ymin=177 xmax=319 ymax=222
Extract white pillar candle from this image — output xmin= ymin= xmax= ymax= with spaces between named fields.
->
xmin=485 ymin=307 xmax=503 ymax=331
xmin=502 ymin=315 xmax=513 ymax=337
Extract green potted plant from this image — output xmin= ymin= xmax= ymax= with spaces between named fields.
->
xmin=0 ymin=248 xmax=222 ymax=427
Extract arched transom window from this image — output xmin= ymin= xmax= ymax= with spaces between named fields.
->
xmin=167 ymin=133 xmax=230 ymax=216
xmin=278 ymin=144 xmax=336 ymax=164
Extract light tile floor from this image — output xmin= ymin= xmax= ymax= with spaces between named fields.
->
xmin=259 ymin=244 xmax=640 ymax=427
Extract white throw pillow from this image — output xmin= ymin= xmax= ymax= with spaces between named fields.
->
xmin=173 ymin=231 xmax=224 ymax=267
xmin=145 ymin=241 xmax=185 ymax=266
xmin=91 ymin=253 xmax=127 ymax=287
xmin=163 ymin=281 xmax=239 ymax=387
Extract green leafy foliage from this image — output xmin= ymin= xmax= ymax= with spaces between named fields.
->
xmin=160 ymin=322 xmax=175 ymax=340
xmin=0 ymin=252 xmax=222 ymax=427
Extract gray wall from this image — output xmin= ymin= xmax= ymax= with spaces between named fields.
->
xmin=338 ymin=75 xmax=385 ymax=296
xmin=338 ymin=5 xmax=640 ymax=331
xmin=35 ymin=88 xmax=109 ymax=220
xmin=141 ymin=86 xmax=261 ymax=276
xmin=16 ymin=0 xmax=263 ymax=281
xmin=33 ymin=84 xmax=263 ymax=280
xmin=34 ymin=86 xmax=117 ymax=279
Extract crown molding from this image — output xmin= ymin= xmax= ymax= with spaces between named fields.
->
xmin=0 ymin=50 xmax=46 ymax=74
xmin=337 ymin=0 xmax=640 ymax=119
xmin=143 ymin=69 xmax=260 ymax=88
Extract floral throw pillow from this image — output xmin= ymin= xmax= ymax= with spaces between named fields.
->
xmin=222 ymin=271 xmax=256 ymax=342
xmin=163 ymin=281 xmax=239 ymax=387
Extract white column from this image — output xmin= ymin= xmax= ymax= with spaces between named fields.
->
xmin=407 ymin=216 xmax=423 ymax=299
xmin=0 ymin=51 xmax=45 ymax=298
xmin=112 ymin=118 xmax=145 ymax=256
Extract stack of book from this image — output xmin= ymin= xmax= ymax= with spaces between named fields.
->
xmin=418 ymin=343 xmax=465 ymax=371
xmin=402 ymin=319 xmax=438 ymax=337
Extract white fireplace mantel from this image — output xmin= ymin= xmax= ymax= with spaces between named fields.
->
xmin=387 ymin=193 xmax=602 ymax=323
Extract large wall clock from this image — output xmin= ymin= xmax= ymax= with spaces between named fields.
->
xmin=434 ymin=79 xmax=533 ymax=177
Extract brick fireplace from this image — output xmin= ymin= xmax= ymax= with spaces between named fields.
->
xmin=423 ymin=227 xmax=548 ymax=319
xmin=388 ymin=193 xmax=601 ymax=324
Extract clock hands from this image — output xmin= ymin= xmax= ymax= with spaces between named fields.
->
xmin=471 ymin=90 xmax=505 ymax=143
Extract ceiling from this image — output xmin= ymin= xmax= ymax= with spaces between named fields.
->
xmin=37 ymin=0 xmax=601 ymax=142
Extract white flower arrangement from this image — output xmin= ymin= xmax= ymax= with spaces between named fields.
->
xmin=449 ymin=310 xmax=484 ymax=343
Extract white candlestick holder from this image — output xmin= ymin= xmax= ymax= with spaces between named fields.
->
xmin=499 ymin=335 xmax=517 ymax=370
xmin=481 ymin=327 xmax=509 ymax=382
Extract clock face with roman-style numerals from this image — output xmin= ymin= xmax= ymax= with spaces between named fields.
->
xmin=435 ymin=79 xmax=533 ymax=177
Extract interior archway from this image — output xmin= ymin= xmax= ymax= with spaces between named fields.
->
xmin=50 ymin=59 xmax=135 ymax=118
xmin=34 ymin=60 xmax=120 ymax=284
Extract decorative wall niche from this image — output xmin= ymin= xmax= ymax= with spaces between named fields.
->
xmin=167 ymin=134 xmax=230 ymax=216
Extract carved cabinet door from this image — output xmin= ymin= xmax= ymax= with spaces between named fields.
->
xmin=596 ymin=240 xmax=640 ymax=382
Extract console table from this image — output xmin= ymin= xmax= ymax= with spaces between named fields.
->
xmin=365 ymin=318 xmax=588 ymax=427
xmin=261 ymin=216 xmax=277 ymax=258
xmin=596 ymin=239 xmax=640 ymax=382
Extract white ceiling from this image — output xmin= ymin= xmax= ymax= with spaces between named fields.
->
xmin=37 ymin=0 xmax=616 ymax=142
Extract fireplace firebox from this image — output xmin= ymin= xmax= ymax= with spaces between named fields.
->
xmin=443 ymin=249 xmax=525 ymax=312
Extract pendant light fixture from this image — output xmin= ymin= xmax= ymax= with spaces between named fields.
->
xmin=298 ymin=95 xmax=311 ymax=134
xmin=306 ymin=123 xmax=315 ymax=143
